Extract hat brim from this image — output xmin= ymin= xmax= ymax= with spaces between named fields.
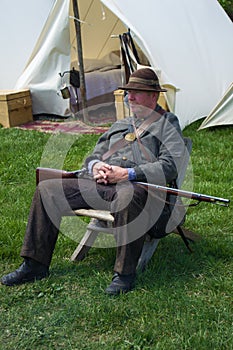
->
xmin=118 ymin=83 xmax=167 ymax=93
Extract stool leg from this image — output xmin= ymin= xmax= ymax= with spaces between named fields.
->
xmin=70 ymin=228 xmax=99 ymax=261
xmin=136 ymin=236 xmax=160 ymax=272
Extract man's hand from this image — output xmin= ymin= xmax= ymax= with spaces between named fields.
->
xmin=93 ymin=162 xmax=128 ymax=184
xmin=92 ymin=162 xmax=112 ymax=184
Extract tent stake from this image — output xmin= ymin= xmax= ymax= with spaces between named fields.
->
xmin=72 ymin=0 xmax=88 ymax=123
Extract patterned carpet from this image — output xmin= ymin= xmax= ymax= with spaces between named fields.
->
xmin=17 ymin=119 xmax=111 ymax=135
xmin=17 ymin=105 xmax=116 ymax=135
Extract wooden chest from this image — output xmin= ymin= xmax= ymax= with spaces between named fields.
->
xmin=0 ymin=89 xmax=33 ymax=128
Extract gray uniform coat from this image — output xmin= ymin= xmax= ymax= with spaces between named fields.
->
xmin=85 ymin=105 xmax=186 ymax=236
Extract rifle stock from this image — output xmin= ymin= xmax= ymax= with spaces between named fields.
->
xmin=36 ymin=167 xmax=86 ymax=185
xmin=135 ymin=182 xmax=230 ymax=207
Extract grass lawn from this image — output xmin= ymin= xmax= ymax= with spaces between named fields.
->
xmin=0 ymin=120 xmax=232 ymax=350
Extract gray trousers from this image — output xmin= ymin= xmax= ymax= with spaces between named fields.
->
xmin=20 ymin=178 xmax=150 ymax=275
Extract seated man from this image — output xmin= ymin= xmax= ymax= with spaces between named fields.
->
xmin=1 ymin=68 xmax=185 ymax=295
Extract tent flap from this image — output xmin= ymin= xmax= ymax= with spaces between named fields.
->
xmin=198 ymin=83 xmax=233 ymax=129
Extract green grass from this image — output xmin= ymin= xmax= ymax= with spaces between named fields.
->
xmin=0 ymin=121 xmax=232 ymax=350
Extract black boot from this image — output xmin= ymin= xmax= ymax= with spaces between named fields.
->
xmin=105 ymin=272 xmax=135 ymax=295
xmin=1 ymin=258 xmax=49 ymax=286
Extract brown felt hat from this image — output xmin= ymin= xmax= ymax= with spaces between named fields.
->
xmin=119 ymin=68 xmax=167 ymax=92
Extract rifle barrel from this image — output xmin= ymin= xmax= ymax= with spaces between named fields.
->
xmin=135 ymin=182 xmax=230 ymax=207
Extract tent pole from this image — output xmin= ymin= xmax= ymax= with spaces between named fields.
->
xmin=72 ymin=0 xmax=88 ymax=123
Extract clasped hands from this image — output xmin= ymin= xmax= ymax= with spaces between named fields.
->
xmin=92 ymin=162 xmax=128 ymax=184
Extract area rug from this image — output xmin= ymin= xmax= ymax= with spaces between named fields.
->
xmin=17 ymin=119 xmax=111 ymax=135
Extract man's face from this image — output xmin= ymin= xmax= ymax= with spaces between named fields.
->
xmin=127 ymin=90 xmax=158 ymax=118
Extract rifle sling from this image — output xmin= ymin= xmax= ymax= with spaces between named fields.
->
xmin=102 ymin=110 xmax=163 ymax=161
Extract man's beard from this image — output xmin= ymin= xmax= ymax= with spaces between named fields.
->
xmin=129 ymin=104 xmax=151 ymax=118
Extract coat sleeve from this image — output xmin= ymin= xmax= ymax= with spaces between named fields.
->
xmin=84 ymin=131 xmax=110 ymax=166
xmin=84 ymin=120 xmax=128 ymax=167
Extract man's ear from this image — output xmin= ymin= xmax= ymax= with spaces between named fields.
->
xmin=153 ymin=91 xmax=159 ymax=102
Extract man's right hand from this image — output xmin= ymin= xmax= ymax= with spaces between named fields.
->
xmin=92 ymin=162 xmax=112 ymax=185
xmin=93 ymin=162 xmax=129 ymax=185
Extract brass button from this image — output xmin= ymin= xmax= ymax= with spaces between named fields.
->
xmin=122 ymin=156 xmax=127 ymax=161
xmin=125 ymin=132 xmax=136 ymax=142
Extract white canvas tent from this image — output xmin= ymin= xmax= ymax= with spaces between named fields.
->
xmin=12 ymin=0 xmax=233 ymax=129
xmin=198 ymin=82 xmax=233 ymax=129
xmin=0 ymin=0 xmax=56 ymax=90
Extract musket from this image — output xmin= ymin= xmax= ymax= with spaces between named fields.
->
xmin=36 ymin=168 xmax=230 ymax=207
xmin=135 ymin=182 xmax=230 ymax=207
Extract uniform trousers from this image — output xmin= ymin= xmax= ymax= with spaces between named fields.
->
xmin=20 ymin=178 xmax=151 ymax=275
